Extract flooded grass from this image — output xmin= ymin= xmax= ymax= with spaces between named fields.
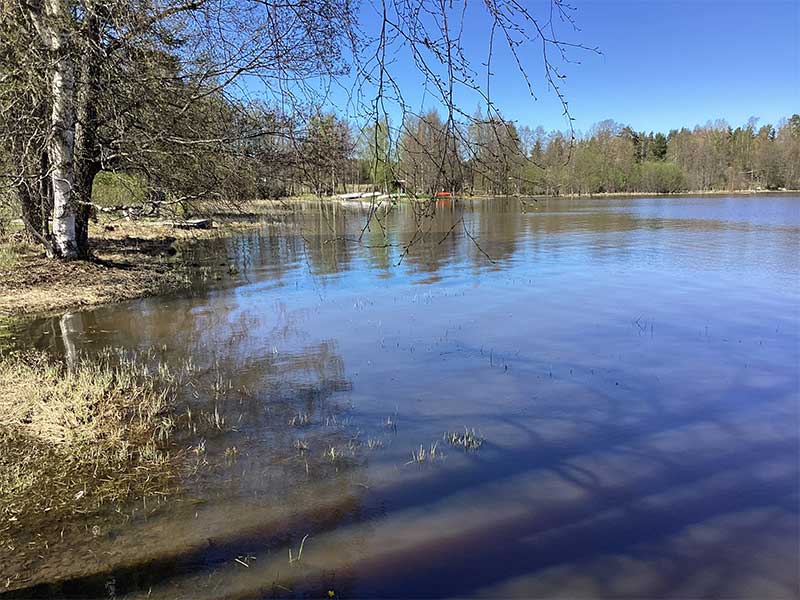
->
xmin=289 ymin=412 xmax=311 ymax=427
xmin=0 ymin=347 xmax=271 ymax=589
xmin=408 ymin=442 xmax=444 ymax=465
xmin=444 ymin=427 xmax=484 ymax=451
xmin=0 ymin=350 xmax=186 ymax=572
xmin=288 ymin=534 xmax=309 ymax=564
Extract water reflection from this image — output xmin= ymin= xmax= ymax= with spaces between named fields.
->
xmin=3 ymin=195 xmax=799 ymax=598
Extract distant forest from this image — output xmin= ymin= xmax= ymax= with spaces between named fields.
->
xmin=168 ymin=110 xmax=799 ymax=200
xmin=285 ymin=112 xmax=800 ymax=198
xmin=33 ymin=108 xmax=800 ymax=217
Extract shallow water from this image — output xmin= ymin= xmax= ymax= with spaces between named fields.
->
xmin=5 ymin=195 xmax=800 ymax=598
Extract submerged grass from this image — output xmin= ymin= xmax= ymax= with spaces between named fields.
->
xmin=0 ymin=341 xmax=360 ymax=590
xmin=289 ymin=412 xmax=311 ymax=427
xmin=0 ymin=349 xmax=185 ymax=544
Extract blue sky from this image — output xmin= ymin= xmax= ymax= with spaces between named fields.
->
xmin=554 ymin=0 xmax=800 ymax=133
xmin=345 ymin=0 xmax=799 ymax=134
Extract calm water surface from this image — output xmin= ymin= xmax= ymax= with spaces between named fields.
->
xmin=5 ymin=195 xmax=800 ymax=598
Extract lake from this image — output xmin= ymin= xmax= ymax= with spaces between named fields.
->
xmin=4 ymin=195 xmax=799 ymax=598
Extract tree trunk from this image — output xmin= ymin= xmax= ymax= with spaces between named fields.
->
xmin=8 ymin=102 xmax=50 ymax=243
xmin=73 ymin=5 xmax=101 ymax=257
xmin=39 ymin=149 xmax=53 ymax=239
xmin=74 ymin=161 xmax=100 ymax=255
xmin=17 ymin=182 xmax=43 ymax=239
xmin=44 ymin=0 xmax=78 ymax=258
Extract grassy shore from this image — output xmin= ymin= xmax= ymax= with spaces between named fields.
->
xmin=0 ymin=200 xmax=293 ymax=317
xmin=0 ymin=226 xmax=193 ymax=317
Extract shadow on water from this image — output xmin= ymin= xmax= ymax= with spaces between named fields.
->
xmin=7 ymin=382 xmax=796 ymax=597
xmin=2 ymin=195 xmax=799 ymax=598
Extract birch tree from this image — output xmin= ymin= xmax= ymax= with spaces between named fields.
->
xmin=36 ymin=0 xmax=77 ymax=256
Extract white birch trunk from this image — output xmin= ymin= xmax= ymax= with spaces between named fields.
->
xmin=44 ymin=0 xmax=78 ymax=258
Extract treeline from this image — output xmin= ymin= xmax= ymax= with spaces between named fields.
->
xmin=5 ymin=98 xmax=798 ymax=243
xmin=293 ymin=112 xmax=800 ymax=197
xmin=204 ymin=110 xmax=800 ymax=200
xmin=526 ymin=117 xmax=800 ymax=195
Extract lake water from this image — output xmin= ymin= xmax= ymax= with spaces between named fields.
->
xmin=5 ymin=195 xmax=800 ymax=598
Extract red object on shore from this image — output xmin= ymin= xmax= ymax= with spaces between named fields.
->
xmin=434 ymin=191 xmax=452 ymax=198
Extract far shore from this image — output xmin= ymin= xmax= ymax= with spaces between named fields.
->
xmin=454 ymin=189 xmax=800 ymax=200
xmin=284 ymin=189 xmax=800 ymax=203
xmin=552 ymin=189 xmax=800 ymax=199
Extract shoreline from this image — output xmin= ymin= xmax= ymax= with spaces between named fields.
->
xmin=550 ymin=189 xmax=800 ymax=199
xmin=0 ymin=217 xmax=274 ymax=320
xmin=460 ymin=189 xmax=800 ymax=201
xmin=283 ymin=189 xmax=800 ymax=203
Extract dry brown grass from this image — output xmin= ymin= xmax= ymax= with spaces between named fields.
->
xmin=0 ymin=192 xmax=303 ymax=317
xmin=0 ymin=218 xmax=261 ymax=316
xmin=0 ymin=237 xmax=39 ymax=270
xmin=0 ymin=198 xmax=304 ymax=316
xmin=0 ymin=225 xmax=193 ymax=316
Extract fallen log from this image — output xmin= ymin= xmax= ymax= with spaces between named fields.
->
xmin=156 ymin=218 xmax=214 ymax=230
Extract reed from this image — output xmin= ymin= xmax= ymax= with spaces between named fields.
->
xmin=444 ymin=427 xmax=484 ymax=451
xmin=408 ymin=441 xmax=443 ymax=464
